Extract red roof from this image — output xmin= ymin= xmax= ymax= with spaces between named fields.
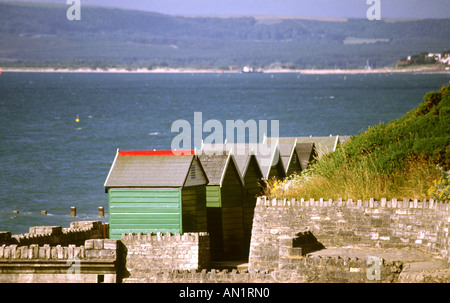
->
xmin=118 ymin=150 xmax=194 ymax=156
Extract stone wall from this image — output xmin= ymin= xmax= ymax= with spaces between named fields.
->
xmin=120 ymin=232 xmax=210 ymax=283
xmin=0 ymin=232 xmax=11 ymax=246
xmin=248 ymin=196 xmax=450 ymax=282
xmin=0 ymin=220 xmax=211 ymax=283
xmin=0 ymin=238 xmax=120 ymax=283
xmin=0 ymin=221 xmax=107 ymax=247
xmin=2 ymin=196 xmax=450 ymax=283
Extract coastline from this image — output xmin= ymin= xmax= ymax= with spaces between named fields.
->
xmin=1 ymin=66 xmax=449 ymax=74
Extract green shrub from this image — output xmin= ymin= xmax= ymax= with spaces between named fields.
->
xmin=266 ymin=85 xmax=450 ymax=201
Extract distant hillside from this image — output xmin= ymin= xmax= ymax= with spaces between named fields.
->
xmin=1 ymin=2 xmax=450 ymax=69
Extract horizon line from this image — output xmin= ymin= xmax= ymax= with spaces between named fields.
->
xmin=2 ymin=1 xmax=449 ymax=21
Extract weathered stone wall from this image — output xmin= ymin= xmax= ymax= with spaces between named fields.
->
xmin=0 ymin=223 xmax=211 ymax=283
xmin=120 ymin=232 xmax=210 ymax=283
xmin=0 ymin=238 xmax=120 ymax=283
xmin=0 ymin=232 xmax=11 ymax=246
xmin=113 ymin=257 xmax=401 ymax=283
xmin=2 ymin=197 xmax=450 ymax=283
xmin=248 ymin=196 xmax=450 ymax=282
xmin=0 ymin=221 xmax=107 ymax=247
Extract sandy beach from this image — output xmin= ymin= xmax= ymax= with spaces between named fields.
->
xmin=1 ymin=66 xmax=449 ymax=74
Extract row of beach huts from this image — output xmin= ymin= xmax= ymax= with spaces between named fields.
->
xmin=103 ymin=135 xmax=349 ymax=261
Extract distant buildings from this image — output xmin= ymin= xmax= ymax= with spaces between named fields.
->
xmin=410 ymin=52 xmax=450 ymax=65
xmin=426 ymin=52 xmax=450 ymax=69
xmin=426 ymin=52 xmax=450 ymax=64
xmin=241 ymin=65 xmax=263 ymax=73
xmin=400 ymin=51 xmax=450 ymax=70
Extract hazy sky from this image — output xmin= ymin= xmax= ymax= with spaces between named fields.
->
xmin=6 ymin=0 xmax=450 ymax=18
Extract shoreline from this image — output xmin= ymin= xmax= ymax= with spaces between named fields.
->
xmin=1 ymin=67 xmax=449 ymax=74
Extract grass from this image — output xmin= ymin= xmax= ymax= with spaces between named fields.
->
xmin=265 ymin=84 xmax=450 ymax=201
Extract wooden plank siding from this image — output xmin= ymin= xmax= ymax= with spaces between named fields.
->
xmin=206 ymin=185 xmax=223 ymax=260
xmin=181 ymin=185 xmax=207 ymax=233
xmin=108 ymin=188 xmax=182 ymax=239
xmin=220 ymin=162 xmax=245 ymax=260
xmin=206 ymin=185 xmax=222 ymax=208
xmin=242 ymin=156 xmax=264 ymax=258
xmin=204 ymin=156 xmax=246 ymax=261
xmin=207 ymin=206 xmax=224 ymax=260
xmin=268 ymin=161 xmax=285 ymax=180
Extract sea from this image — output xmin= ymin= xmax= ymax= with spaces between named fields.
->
xmin=0 ymin=71 xmax=449 ymax=234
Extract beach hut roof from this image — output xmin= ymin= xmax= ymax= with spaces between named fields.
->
xmin=266 ymin=135 xmax=340 ymax=157
xmin=278 ymin=140 xmax=298 ymax=173
xmin=198 ymin=151 xmax=244 ymax=187
xmin=295 ymin=142 xmax=317 ymax=170
xmin=199 ymin=142 xmax=263 ymax=178
xmin=232 ymin=153 xmax=263 ymax=179
xmin=339 ymin=135 xmax=351 ymax=144
xmin=251 ymin=142 xmax=284 ymax=179
xmin=104 ymin=149 xmax=207 ymax=188
xmin=220 ymin=142 xmax=282 ymax=180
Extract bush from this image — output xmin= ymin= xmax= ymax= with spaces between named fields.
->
xmin=265 ymin=85 xmax=450 ymax=201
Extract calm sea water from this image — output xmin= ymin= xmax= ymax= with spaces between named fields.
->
xmin=0 ymin=72 xmax=449 ymax=234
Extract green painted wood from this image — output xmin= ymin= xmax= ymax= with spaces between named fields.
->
xmin=110 ymin=205 xmax=180 ymax=214
xmin=205 ymin=161 xmax=246 ymax=260
xmin=110 ymin=228 xmax=181 ymax=235
xmin=109 ymin=190 xmax=179 ymax=197
xmin=206 ymin=185 xmax=221 ymax=208
xmin=108 ymin=188 xmax=182 ymax=239
xmin=110 ymin=197 xmax=180 ymax=203
xmin=111 ymin=217 xmax=181 ymax=224
xmin=181 ymin=185 xmax=207 ymax=232
xmin=242 ymin=157 xmax=264 ymax=258
xmin=220 ymin=162 xmax=245 ymax=260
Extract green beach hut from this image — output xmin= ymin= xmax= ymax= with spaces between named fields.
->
xmin=230 ymin=147 xmax=264 ymax=259
xmin=201 ymin=143 xmax=265 ymax=258
xmin=202 ymin=143 xmax=265 ymax=260
xmin=198 ymin=151 xmax=245 ymax=261
xmin=104 ymin=149 xmax=208 ymax=239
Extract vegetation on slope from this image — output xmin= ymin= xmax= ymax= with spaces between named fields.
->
xmin=396 ymin=50 xmax=450 ymax=70
xmin=265 ymin=85 xmax=450 ymax=201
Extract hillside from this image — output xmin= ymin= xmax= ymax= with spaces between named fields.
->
xmin=396 ymin=50 xmax=450 ymax=70
xmin=1 ymin=2 xmax=450 ymax=69
xmin=266 ymin=85 xmax=450 ymax=201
